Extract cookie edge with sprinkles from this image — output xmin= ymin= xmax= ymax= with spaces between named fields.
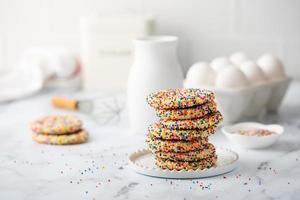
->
xmin=155 ymin=143 xmax=216 ymax=162
xmin=148 ymin=123 xmax=216 ymax=141
xmin=160 ymin=111 xmax=223 ymax=130
xmin=146 ymin=135 xmax=209 ymax=153
xmin=32 ymin=129 xmax=88 ymax=145
xmin=155 ymin=101 xmax=217 ymax=120
xmin=30 ymin=115 xmax=82 ymax=135
xmin=146 ymin=88 xmax=215 ymax=109
xmin=155 ymin=155 xmax=217 ymax=171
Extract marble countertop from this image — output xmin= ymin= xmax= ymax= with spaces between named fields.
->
xmin=0 ymin=82 xmax=300 ymax=200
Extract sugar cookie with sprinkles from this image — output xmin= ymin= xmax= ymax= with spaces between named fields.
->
xmin=146 ymin=88 xmax=215 ymax=109
xmin=31 ymin=115 xmax=82 ymax=134
xmin=148 ymin=123 xmax=216 ymax=141
xmin=155 ymin=155 xmax=217 ymax=171
xmin=160 ymin=111 xmax=223 ymax=130
xmin=155 ymin=143 xmax=216 ymax=162
xmin=146 ymin=135 xmax=208 ymax=153
xmin=32 ymin=130 xmax=88 ymax=145
xmin=155 ymin=101 xmax=217 ymax=120
xmin=145 ymin=88 xmax=223 ymax=171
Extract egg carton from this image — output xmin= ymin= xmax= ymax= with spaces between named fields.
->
xmin=185 ymin=77 xmax=291 ymax=124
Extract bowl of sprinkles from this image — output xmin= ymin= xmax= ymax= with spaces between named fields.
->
xmin=222 ymin=122 xmax=284 ymax=149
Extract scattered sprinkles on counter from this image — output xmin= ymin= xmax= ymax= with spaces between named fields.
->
xmin=9 ymin=135 xmax=297 ymax=198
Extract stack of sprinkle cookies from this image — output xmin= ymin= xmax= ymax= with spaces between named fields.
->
xmin=30 ymin=115 xmax=88 ymax=145
xmin=146 ymin=89 xmax=223 ymax=171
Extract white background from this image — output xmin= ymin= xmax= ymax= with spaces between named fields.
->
xmin=0 ymin=0 xmax=299 ymax=78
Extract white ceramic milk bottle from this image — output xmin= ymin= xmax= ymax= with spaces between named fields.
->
xmin=127 ymin=36 xmax=183 ymax=134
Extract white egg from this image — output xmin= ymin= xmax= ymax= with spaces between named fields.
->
xmin=229 ymin=52 xmax=248 ymax=67
xmin=215 ymin=65 xmax=249 ymax=89
xmin=210 ymin=57 xmax=231 ymax=72
xmin=239 ymin=61 xmax=267 ymax=84
xmin=257 ymin=54 xmax=286 ymax=80
xmin=185 ymin=62 xmax=216 ymax=87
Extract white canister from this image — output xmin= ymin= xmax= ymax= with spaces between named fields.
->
xmin=127 ymin=36 xmax=184 ymax=134
xmin=80 ymin=15 xmax=154 ymax=92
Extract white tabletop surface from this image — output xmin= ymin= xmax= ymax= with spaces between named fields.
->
xmin=0 ymin=82 xmax=300 ymax=200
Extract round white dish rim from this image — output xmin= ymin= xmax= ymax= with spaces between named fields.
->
xmin=222 ymin=122 xmax=284 ymax=149
xmin=222 ymin=122 xmax=284 ymax=137
xmin=128 ymin=148 xmax=239 ymax=179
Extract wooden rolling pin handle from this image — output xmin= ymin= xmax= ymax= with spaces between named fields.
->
xmin=51 ymin=96 xmax=78 ymax=110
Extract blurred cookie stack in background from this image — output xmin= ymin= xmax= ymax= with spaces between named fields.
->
xmin=30 ymin=115 xmax=88 ymax=145
xmin=146 ymin=89 xmax=223 ymax=170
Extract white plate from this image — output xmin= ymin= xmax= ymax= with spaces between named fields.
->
xmin=128 ymin=148 xmax=239 ymax=179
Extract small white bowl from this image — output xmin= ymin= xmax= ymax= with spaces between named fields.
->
xmin=222 ymin=122 xmax=284 ymax=149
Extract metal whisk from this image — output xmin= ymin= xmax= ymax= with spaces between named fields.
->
xmin=51 ymin=94 xmax=125 ymax=125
